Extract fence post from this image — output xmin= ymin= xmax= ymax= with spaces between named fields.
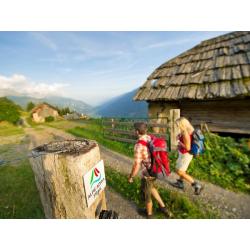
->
xmin=111 ymin=118 xmax=115 ymax=136
xmin=169 ymin=109 xmax=180 ymax=151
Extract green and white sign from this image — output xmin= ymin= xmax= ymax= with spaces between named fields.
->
xmin=83 ymin=160 xmax=106 ymax=208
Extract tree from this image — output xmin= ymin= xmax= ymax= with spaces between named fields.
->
xmin=0 ymin=97 xmax=22 ymax=124
xmin=26 ymin=102 xmax=35 ymax=111
xmin=58 ymin=107 xmax=72 ymax=116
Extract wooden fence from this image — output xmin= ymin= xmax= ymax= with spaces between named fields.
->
xmin=102 ymin=117 xmax=171 ymax=151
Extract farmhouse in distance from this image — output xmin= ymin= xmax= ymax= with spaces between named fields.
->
xmin=134 ymin=31 xmax=250 ymax=135
xmin=31 ymin=103 xmax=59 ymax=123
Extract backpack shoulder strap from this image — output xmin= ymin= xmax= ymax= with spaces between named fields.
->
xmin=137 ymin=140 xmax=148 ymax=147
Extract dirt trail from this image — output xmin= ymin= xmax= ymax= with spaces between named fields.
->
xmin=25 ymin=126 xmax=250 ymax=219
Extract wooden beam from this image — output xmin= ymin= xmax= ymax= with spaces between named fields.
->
xmin=169 ymin=109 xmax=180 ymax=151
xmin=103 ymin=121 xmax=168 ymax=128
xmin=104 ymin=135 xmax=136 ymax=144
xmin=103 ymin=128 xmax=168 ymax=139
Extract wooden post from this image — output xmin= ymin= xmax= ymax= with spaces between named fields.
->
xmin=169 ymin=109 xmax=180 ymax=151
xmin=111 ymin=118 xmax=115 ymax=136
xmin=29 ymin=139 xmax=107 ymax=219
xmin=201 ymin=122 xmax=210 ymax=133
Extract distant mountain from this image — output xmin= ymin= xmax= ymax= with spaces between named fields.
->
xmin=95 ymin=89 xmax=148 ymax=118
xmin=7 ymin=95 xmax=93 ymax=115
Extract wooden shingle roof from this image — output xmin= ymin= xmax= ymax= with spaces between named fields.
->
xmin=134 ymin=31 xmax=250 ymax=101
xmin=31 ymin=103 xmax=58 ymax=114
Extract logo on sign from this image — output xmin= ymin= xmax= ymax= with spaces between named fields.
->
xmin=90 ymin=167 xmax=101 ymax=188
xmin=83 ymin=160 xmax=106 ymax=208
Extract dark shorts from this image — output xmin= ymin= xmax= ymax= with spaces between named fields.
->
xmin=141 ymin=176 xmax=156 ymax=203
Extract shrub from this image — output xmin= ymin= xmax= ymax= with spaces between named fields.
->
xmin=45 ymin=116 xmax=55 ymax=122
xmin=0 ymin=97 xmax=22 ymax=124
xmin=188 ymin=133 xmax=250 ymax=193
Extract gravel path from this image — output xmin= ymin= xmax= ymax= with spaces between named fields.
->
xmin=25 ymin=126 xmax=250 ymax=219
xmin=0 ymin=134 xmax=29 ymax=167
xmin=105 ymin=186 xmax=144 ymax=219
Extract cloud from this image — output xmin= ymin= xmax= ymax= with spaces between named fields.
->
xmin=30 ymin=32 xmax=58 ymax=51
xmin=0 ymin=74 xmax=68 ymax=98
xmin=144 ymin=38 xmax=193 ymax=49
xmin=142 ymin=32 xmax=228 ymax=50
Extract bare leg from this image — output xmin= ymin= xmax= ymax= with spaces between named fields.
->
xmin=146 ymin=201 xmax=153 ymax=215
xmin=151 ymin=187 xmax=165 ymax=207
xmin=177 ymin=169 xmax=194 ymax=184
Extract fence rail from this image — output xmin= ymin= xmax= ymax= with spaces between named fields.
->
xmin=102 ymin=117 xmax=171 ymax=151
xmin=104 ymin=135 xmax=137 ymax=144
xmin=103 ymin=128 xmax=168 ymax=139
xmin=102 ymin=121 xmax=168 ymax=128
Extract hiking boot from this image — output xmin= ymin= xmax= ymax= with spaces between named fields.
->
xmin=192 ymin=182 xmax=203 ymax=195
xmin=159 ymin=206 xmax=173 ymax=218
xmin=137 ymin=208 xmax=154 ymax=219
xmin=171 ymin=179 xmax=184 ymax=190
xmin=147 ymin=214 xmax=154 ymax=219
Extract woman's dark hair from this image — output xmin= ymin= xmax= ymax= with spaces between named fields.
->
xmin=134 ymin=122 xmax=147 ymax=135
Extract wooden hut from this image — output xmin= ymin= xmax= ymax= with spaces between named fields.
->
xmin=134 ymin=31 xmax=250 ymax=136
xmin=31 ymin=103 xmax=59 ymax=123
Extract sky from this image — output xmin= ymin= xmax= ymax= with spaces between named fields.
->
xmin=0 ymin=31 xmax=228 ymax=106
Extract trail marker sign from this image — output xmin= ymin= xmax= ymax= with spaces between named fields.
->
xmin=83 ymin=160 xmax=106 ymax=207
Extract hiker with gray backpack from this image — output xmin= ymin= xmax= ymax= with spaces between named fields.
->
xmin=171 ymin=117 xmax=204 ymax=195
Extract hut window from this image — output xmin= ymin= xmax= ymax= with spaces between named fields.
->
xmin=151 ymin=79 xmax=158 ymax=87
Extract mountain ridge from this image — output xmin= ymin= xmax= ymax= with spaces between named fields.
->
xmin=6 ymin=88 xmax=148 ymax=118
xmin=94 ymin=89 xmax=148 ymax=118
xmin=7 ymin=95 xmax=93 ymax=115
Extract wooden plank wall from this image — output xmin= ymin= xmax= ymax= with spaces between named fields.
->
xmin=180 ymin=98 xmax=250 ymax=134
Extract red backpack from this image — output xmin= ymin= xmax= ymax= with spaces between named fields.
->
xmin=138 ymin=135 xmax=170 ymax=179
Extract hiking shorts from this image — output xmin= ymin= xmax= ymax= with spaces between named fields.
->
xmin=141 ymin=176 xmax=156 ymax=203
xmin=176 ymin=152 xmax=193 ymax=172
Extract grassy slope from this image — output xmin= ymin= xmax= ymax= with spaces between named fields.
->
xmin=68 ymin=120 xmax=135 ymax=157
xmin=0 ymin=121 xmax=24 ymax=136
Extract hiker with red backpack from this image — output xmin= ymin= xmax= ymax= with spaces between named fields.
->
xmin=171 ymin=117 xmax=203 ymax=195
xmin=128 ymin=122 xmax=172 ymax=219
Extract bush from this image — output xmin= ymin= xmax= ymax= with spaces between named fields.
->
xmin=45 ymin=116 xmax=55 ymax=122
xmin=0 ymin=97 xmax=22 ymax=124
xmin=187 ymin=133 xmax=250 ymax=193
